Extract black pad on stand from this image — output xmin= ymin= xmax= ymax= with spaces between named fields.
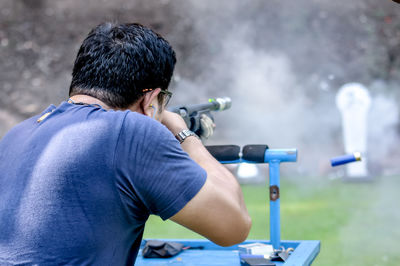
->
xmin=242 ymin=145 xmax=269 ymax=163
xmin=205 ymin=145 xmax=241 ymax=161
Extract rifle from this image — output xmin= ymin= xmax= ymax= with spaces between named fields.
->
xmin=169 ymin=97 xmax=232 ymax=139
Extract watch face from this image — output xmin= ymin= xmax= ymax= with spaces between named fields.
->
xmin=175 ymin=130 xmax=197 ymax=143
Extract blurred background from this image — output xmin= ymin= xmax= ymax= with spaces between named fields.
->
xmin=1 ymin=0 xmax=399 ymax=265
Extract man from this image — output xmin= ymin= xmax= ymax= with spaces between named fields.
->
xmin=0 ymin=23 xmax=251 ymax=265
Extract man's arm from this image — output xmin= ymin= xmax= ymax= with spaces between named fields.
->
xmin=162 ymin=111 xmax=252 ymax=247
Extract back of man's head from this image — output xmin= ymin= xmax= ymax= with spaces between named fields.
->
xmin=69 ymin=22 xmax=176 ymax=109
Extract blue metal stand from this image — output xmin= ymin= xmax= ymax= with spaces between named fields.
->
xmin=220 ymin=148 xmax=297 ymax=250
xmin=269 ymin=160 xmax=282 ymax=249
xmin=264 ymin=149 xmax=297 ymax=249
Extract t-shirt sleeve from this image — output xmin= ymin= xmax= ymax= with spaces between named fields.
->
xmin=115 ymin=112 xmax=207 ymax=221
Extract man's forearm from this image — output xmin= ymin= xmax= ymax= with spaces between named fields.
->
xmin=181 ymin=136 xmax=249 ymax=217
xmin=163 ymin=111 xmax=251 ymax=245
xmin=171 ymin=135 xmax=251 ymax=246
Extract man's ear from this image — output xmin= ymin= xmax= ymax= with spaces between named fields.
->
xmin=139 ymin=88 xmax=161 ymax=117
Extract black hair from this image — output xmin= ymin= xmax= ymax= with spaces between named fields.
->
xmin=69 ymin=22 xmax=176 ymax=108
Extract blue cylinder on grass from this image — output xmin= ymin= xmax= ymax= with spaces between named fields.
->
xmin=331 ymin=152 xmax=361 ymax=167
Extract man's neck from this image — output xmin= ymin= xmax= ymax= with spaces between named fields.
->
xmin=68 ymin=94 xmax=142 ymax=113
xmin=69 ymin=95 xmax=111 ymax=110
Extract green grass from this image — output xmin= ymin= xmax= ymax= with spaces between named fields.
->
xmin=143 ymin=175 xmax=400 ymax=265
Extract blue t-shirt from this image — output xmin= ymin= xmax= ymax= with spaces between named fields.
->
xmin=0 ymin=101 xmax=206 ymax=265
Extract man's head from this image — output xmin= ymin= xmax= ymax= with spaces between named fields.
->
xmin=69 ymin=23 xmax=176 ymax=109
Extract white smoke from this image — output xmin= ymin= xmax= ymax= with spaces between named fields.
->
xmin=368 ymin=94 xmax=399 ymax=175
xmin=169 ymin=1 xmax=400 ymax=176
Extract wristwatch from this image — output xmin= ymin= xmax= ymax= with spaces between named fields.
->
xmin=175 ymin=129 xmax=198 ymax=144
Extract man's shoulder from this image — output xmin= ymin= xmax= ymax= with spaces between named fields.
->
xmin=122 ymin=111 xmax=172 ymax=137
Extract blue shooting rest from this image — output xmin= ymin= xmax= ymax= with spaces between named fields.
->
xmin=136 ymin=145 xmax=320 ymax=265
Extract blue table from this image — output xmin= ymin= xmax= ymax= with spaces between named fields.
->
xmin=136 ymin=239 xmax=320 ymax=265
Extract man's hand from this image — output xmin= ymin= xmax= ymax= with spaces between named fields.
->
xmin=199 ymin=114 xmax=215 ymax=139
xmin=161 ymin=110 xmax=189 ymax=136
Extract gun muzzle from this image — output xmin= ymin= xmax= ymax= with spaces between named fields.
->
xmin=211 ymin=97 xmax=232 ymax=111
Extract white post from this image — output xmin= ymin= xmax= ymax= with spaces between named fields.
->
xmin=237 ymin=163 xmax=259 ymax=179
xmin=336 ymin=83 xmax=371 ymax=179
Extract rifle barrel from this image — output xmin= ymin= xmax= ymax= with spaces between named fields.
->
xmin=169 ymin=97 xmax=231 ymax=114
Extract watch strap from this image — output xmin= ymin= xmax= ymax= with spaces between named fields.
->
xmin=175 ymin=129 xmax=198 ymax=143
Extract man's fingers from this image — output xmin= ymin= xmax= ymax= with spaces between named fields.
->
xmin=200 ymin=114 xmax=215 ymax=139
